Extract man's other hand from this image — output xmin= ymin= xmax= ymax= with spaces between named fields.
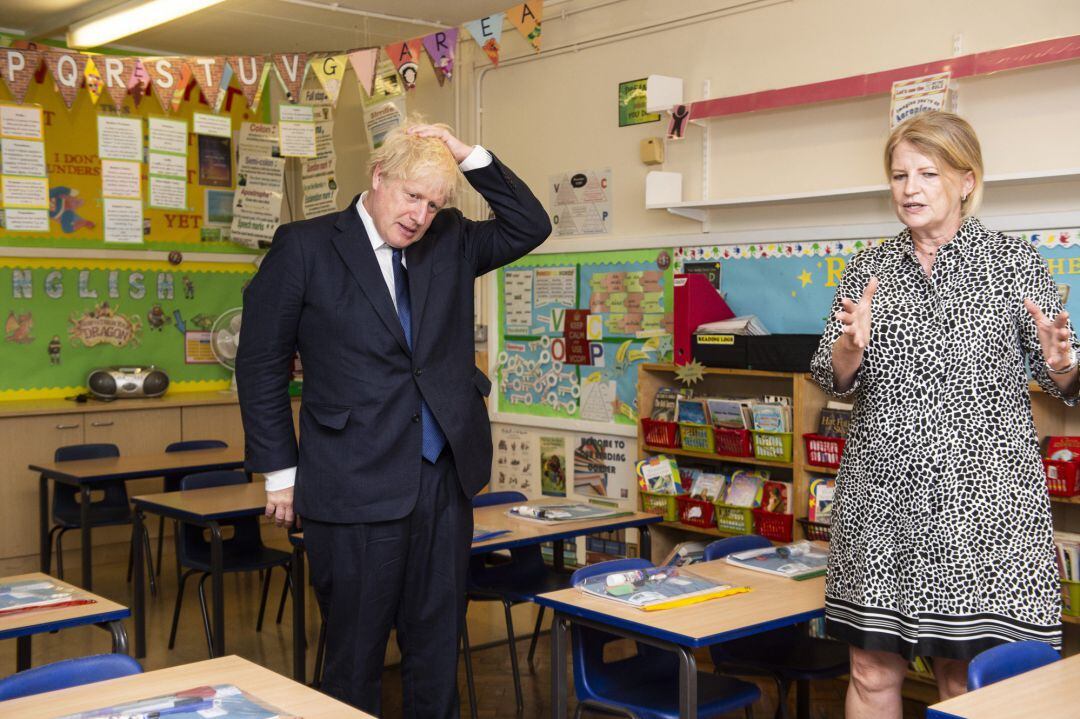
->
xmin=266 ymin=486 xmax=299 ymax=528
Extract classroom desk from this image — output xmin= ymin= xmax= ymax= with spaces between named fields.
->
xmin=926 ymin=652 xmax=1080 ymax=718
xmin=535 ymin=559 xmax=826 ymax=719
xmin=130 ymin=481 xmax=266 ymax=660
xmin=287 ymin=501 xmax=661 ymax=683
xmin=0 ymin=654 xmax=374 ymax=718
xmin=0 ymin=572 xmax=129 ymax=672
xmin=30 ymin=447 xmax=245 ymax=592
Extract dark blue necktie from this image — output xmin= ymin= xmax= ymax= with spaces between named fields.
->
xmin=392 ymin=247 xmax=446 ymax=463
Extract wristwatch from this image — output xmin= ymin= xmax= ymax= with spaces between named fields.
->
xmin=1046 ymin=347 xmax=1078 ymax=375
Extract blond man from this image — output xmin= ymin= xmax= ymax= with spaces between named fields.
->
xmin=237 ymin=123 xmax=550 ymax=716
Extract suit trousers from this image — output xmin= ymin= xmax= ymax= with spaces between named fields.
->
xmin=304 ymin=450 xmax=472 ymax=717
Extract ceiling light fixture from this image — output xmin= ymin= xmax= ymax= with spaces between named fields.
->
xmin=66 ymin=0 xmax=228 ymax=49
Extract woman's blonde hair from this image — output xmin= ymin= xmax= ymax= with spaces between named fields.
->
xmin=368 ymin=118 xmax=460 ymax=202
xmin=884 ymin=111 xmax=984 ymax=215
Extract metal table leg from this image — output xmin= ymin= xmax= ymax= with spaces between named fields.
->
xmin=209 ymin=521 xmax=225 ymax=657
xmin=104 ymin=620 xmax=128 ymax=654
xmin=80 ymin=484 xmax=93 ymax=590
xmin=677 ymin=646 xmax=699 ymax=719
xmin=133 ymin=507 xmax=146 ymax=658
xmin=291 ymin=542 xmax=306 ymax=683
xmin=550 ymin=612 xmax=567 ymax=718
xmin=16 ymin=636 xmax=31 ymax=672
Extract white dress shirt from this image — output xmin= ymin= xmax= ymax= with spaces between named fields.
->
xmin=264 ymin=144 xmax=493 ymax=492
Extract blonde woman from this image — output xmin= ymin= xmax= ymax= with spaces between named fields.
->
xmin=812 ymin=111 xmax=1077 ymax=718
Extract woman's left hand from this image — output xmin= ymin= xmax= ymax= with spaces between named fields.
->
xmin=1024 ymin=299 xmax=1075 ymax=371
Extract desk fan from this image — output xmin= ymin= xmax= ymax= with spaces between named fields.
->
xmin=210 ymin=307 xmax=242 ymax=392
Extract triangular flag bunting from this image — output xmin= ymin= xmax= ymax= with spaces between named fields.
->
xmin=310 ymin=52 xmax=347 ymax=107
xmin=422 ymin=28 xmax=458 ymax=83
xmin=384 ymin=39 xmax=422 ymax=90
xmin=143 ymin=57 xmax=183 ymax=113
xmin=84 ymin=56 xmax=103 ymax=104
xmin=227 ymin=55 xmax=266 ymax=109
xmin=92 ymin=54 xmax=136 ymax=108
xmin=463 ymin=14 xmax=503 ymax=67
xmin=0 ymin=48 xmax=41 ymax=104
xmin=272 ymin=52 xmax=308 ymax=103
xmin=507 ymin=1 xmax=543 ymax=52
xmin=169 ymin=60 xmax=193 ymax=113
xmin=213 ymin=62 xmax=234 ymax=113
xmin=347 ymin=48 xmax=378 ymax=97
xmin=43 ymin=49 xmax=88 ymax=109
xmin=188 ymin=56 xmax=225 ymax=109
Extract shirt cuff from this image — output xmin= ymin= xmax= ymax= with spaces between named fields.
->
xmin=264 ymin=466 xmax=296 ymax=491
xmin=458 ymin=145 xmax=492 ymax=172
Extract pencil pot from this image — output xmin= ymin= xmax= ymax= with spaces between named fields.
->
xmin=1062 ymin=578 xmax=1080 ymax=617
xmin=679 ymin=422 xmax=716 ymax=453
xmin=797 ymin=517 xmax=832 ymax=542
xmin=753 ymin=510 xmax=794 ymax=543
xmin=714 ymin=503 xmax=754 ymax=535
xmin=803 ymin=434 xmax=846 ymax=469
xmin=639 ymin=491 xmax=678 ymax=521
xmin=752 ymin=431 xmax=793 ymax=462
xmin=714 ymin=427 xmax=753 ymax=457
xmin=642 ymin=419 xmax=680 ymax=449
xmin=676 ymin=496 xmax=716 ymax=528
xmin=1043 ymin=459 xmax=1080 ymax=496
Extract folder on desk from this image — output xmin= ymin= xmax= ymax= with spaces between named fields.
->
xmin=673 ymin=273 xmax=735 ymax=365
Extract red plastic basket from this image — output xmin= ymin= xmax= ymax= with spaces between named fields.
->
xmin=714 ymin=427 xmax=753 ymax=457
xmin=676 ymin=496 xmax=716 ymax=528
xmin=803 ymin=434 xmax=846 ymax=469
xmin=641 ymin=419 xmax=680 ymax=449
xmin=753 ymin=510 xmax=794 ymax=543
xmin=1044 ymin=459 xmax=1080 ymax=497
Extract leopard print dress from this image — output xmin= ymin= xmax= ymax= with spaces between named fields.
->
xmin=811 ymin=216 xmax=1076 ymax=660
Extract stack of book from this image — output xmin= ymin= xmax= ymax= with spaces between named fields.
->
xmin=658 ymin=389 xmax=793 ymax=433
xmin=696 ymin=315 xmax=770 ymax=335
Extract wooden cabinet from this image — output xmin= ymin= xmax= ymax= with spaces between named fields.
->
xmin=182 ymin=404 xmax=246 ymax=448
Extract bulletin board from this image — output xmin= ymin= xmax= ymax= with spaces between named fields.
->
xmin=494 ymin=248 xmax=674 ymax=431
xmin=1 ymin=258 xmax=252 ymax=399
xmin=0 ymin=59 xmax=268 ymax=254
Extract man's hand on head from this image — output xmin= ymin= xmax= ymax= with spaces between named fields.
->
xmin=406 ymin=124 xmax=473 ymax=165
xmin=266 ymin=486 xmax=299 ymax=528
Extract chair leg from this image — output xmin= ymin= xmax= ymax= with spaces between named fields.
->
xmin=313 ymin=617 xmax=327 ymax=689
xmin=142 ymin=525 xmax=157 ymax=598
xmin=461 ymin=610 xmax=478 ymax=719
xmin=55 ymin=528 xmax=68 ymax=580
xmin=155 ymin=515 xmax=165 ymax=576
xmin=45 ymin=525 xmax=62 ymax=575
xmin=196 ymin=572 xmax=214 ymax=657
xmin=173 ymin=523 xmax=182 ymax=585
xmin=527 ymin=605 xmax=545 ymax=670
xmin=169 ymin=568 xmax=196 ymax=649
xmin=276 ymin=566 xmax=291 ymax=624
xmin=502 ymin=599 xmax=524 ymax=714
xmin=773 ymin=676 xmax=790 ymax=719
xmin=256 ymin=564 xmax=273 ymax=632
xmin=746 ymin=704 xmax=755 ymax=719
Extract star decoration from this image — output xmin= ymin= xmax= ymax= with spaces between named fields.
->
xmin=797 ymin=270 xmax=813 ymax=287
xmin=675 ymin=359 xmax=706 ymax=386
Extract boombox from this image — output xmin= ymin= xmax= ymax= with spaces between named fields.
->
xmin=87 ymin=366 xmax=170 ymax=399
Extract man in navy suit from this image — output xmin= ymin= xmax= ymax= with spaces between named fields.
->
xmin=236 ymin=123 xmax=550 ymax=716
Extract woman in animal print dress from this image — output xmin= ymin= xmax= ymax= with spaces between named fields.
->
xmin=811 ymin=111 xmax=1078 ymax=719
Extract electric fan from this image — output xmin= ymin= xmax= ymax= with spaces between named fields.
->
xmin=210 ymin=307 xmax=242 ymax=392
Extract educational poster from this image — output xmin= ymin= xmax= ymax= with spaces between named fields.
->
xmin=496 ymin=248 xmax=674 ymax=429
xmin=618 ymin=78 xmax=660 ymax=127
xmin=492 ymin=424 xmax=538 ymax=492
xmin=0 ymin=102 xmax=48 ymax=231
xmin=573 ymin=434 xmax=634 ymax=500
xmin=549 ymin=168 xmax=611 ymax=237
xmin=0 ymin=58 xmax=268 ymax=254
xmin=540 ymin=435 xmax=566 ymax=497
xmin=1 ymin=258 xmax=253 ymax=399
xmin=674 ymin=227 xmax=1080 ymax=333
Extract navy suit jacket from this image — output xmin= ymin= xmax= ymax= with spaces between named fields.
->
xmin=236 ymin=155 xmax=550 ymax=523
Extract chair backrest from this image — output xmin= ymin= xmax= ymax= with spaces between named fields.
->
xmin=967 ymin=641 xmax=1060 ymax=690
xmin=166 ymin=439 xmax=228 ymax=453
xmin=0 ymin=653 xmax=142 ymax=701
xmin=51 ymin=444 xmax=127 ymax=518
xmin=177 ymin=471 xmax=261 ymax=563
xmin=469 ymin=490 xmax=542 ymax=585
xmin=703 ymin=534 xmax=772 ymax=561
xmin=473 ymin=490 xmax=527 ymax=508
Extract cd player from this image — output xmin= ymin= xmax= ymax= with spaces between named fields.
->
xmin=87 ymin=366 xmax=170 ymax=399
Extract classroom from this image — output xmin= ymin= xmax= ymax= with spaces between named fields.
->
xmin=0 ymin=0 xmax=1078 ymax=717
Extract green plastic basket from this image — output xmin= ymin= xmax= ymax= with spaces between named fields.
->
xmin=640 ymin=491 xmax=678 ymax=521
xmin=751 ymin=430 xmax=793 ymax=462
xmin=679 ymin=422 xmax=715 ymax=453
xmin=1063 ymin=578 xmax=1080 ymax=617
xmin=714 ymin=503 xmax=754 ymax=534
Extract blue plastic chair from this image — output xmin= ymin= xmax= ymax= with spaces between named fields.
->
xmin=156 ymin=440 xmax=229 ymax=577
xmin=463 ymin=491 xmax=571 ymax=716
xmin=704 ymin=537 xmax=849 ymax=719
xmin=167 ymin=470 xmax=291 ymax=658
xmin=568 ymin=558 xmax=761 ymax=719
xmin=0 ymin=653 xmax=142 ymax=701
xmin=967 ymin=641 xmax=1060 ymax=690
xmin=47 ymin=444 xmax=155 ymax=595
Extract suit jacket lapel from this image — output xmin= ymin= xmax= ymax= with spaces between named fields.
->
xmin=405 ymin=229 xmax=436 ymax=348
xmin=330 ymin=197 xmax=411 ymax=355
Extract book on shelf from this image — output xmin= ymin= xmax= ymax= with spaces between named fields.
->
xmin=1054 ymin=531 xmax=1080 ymax=581
xmin=725 ymin=540 xmax=829 ymax=579
xmin=688 ymin=472 xmax=727 ymax=503
xmin=723 ymin=469 xmax=767 ymax=508
xmin=509 ymin=503 xmax=625 ymax=523
xmin=56 ymin=684 xmax=299 ymax=719
xmin=808 ymin=477 xmax=836 ymax=523
xmin=661 ymin=540 xmax=709 ymax=567
xmin=676 ymin=396 xmax=709 ymax=425
xmin=651 ymin=387 xmax=682 ymax=422
xmin=696 ymin=315 xmax=770 ymax=335
xmin=575 ymin=565 xmax=749 ymax=610
xmin=818 ymin=408 xmax=852 ymax=438
xmin=706 ymin=397 xmax=754 ymax=429
xmin=750 ymin=401 xmax=792 ymax=432
xmin=637 ymin=455 xmax=682 ymax=494
xmin=761 ymin=480 xmax=792 ymax=514
xmin=1046 ymin=436 xmax=1080 ymax=461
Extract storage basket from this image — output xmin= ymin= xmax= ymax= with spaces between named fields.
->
xmin=639 ymin=491 xmax=678 ymax=521
xmin=751 ymin=431 xmax=793 ymax=462
xmin=753 ymin=510 xmax=794 ymax=543
xmin=641 ymin=419 xmax=680 ymax=449
xmin=679 ymin=422 xmax=716 ymax=453
xmin=797 ymin=517 xmax=832 ymax=542
xmin=1063 ymin=578 xmax=1080 ymax=617
xmin=803 ymin=434 xmax=846 ymax=469
xmin=1043 ymin=459 xmax=1080 ymax=497
xmin=714 ymin=503 xmax=754 ymax=535
xmin=714 ymin=427 xmax=753 ymax=457
xmin=676 ymin=496 xmax=716 ymax=528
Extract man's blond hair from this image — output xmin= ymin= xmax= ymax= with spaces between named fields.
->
xmin=368 ymin=119 xmax=460 ymax=202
